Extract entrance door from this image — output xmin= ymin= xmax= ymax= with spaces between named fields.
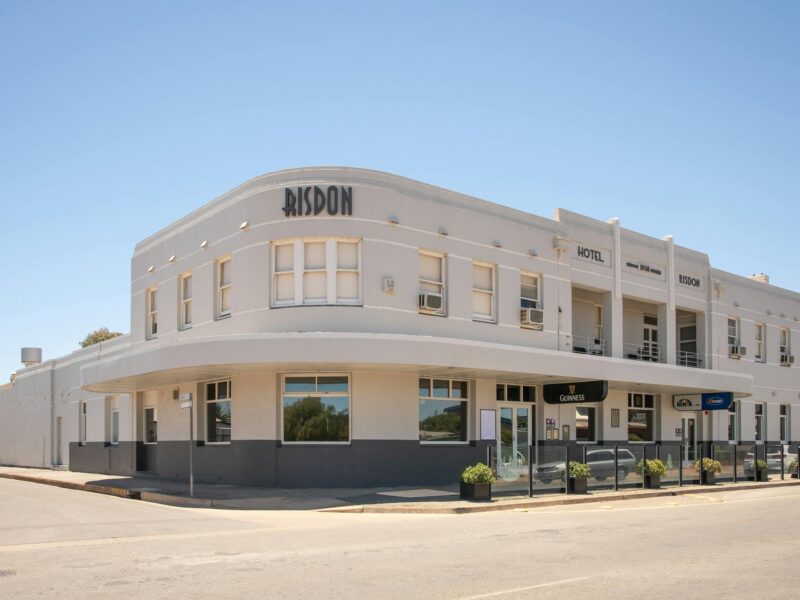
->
xmin=682 ymin=417 xmax=697 ymax=463
xmin=497 ymin=406 xmax=530 ymax=481
xmin=643 ymin=315 xmax=659 ymax=361
xmin=55 ymin=417 xmax=62 ymax=465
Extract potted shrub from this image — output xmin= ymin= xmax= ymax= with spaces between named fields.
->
xmin=459 ymin=463 xmax=495 ymax=501
xmin=790 ymin=458 xmax=799 ymax=479
xmin=753 ymin=459 xmax=769 ymax=482
xmin=567 ymin=460 xmax=591 ymax=494
xmin=694 ymin=458 xmax=722 ymax=485
xmin=637 ymin=458 xmax=666 ymax=489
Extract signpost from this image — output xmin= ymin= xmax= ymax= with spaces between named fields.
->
xmin=179 ymin=393 xmax=194 ymax=497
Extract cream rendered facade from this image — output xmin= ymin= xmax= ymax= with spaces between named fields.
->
xmin=1 ymin=167 xmax=798 ymax=486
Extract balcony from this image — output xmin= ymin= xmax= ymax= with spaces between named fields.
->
xmin=572 ymin=335 xmax=608 ymax=357
xmin=623 ymin=342 xmax=660 ymax=362
xmin=677 ymin=350 xmax=703 ymax=368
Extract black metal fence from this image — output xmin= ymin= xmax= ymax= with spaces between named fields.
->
xmin=487 ymin=441 xmax=800 ymax=497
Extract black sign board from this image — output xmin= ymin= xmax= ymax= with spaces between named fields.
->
xmin=543 ymin=380 xmax=608 ymax=404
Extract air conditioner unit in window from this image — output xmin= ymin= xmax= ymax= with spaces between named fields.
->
xmin=729 ymin=345 xmax=746 ymax=358
xmin=520 ymin=308 xmax=544 ymax=329
xmin=419 ymin=292 xmax=443 ymax=312
xmin=780 ymin=354 xmax=795 ymax=365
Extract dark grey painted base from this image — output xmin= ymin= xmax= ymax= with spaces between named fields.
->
xmin=73 ymin=440 xmax=491 ymax=488
xmin=69 ymin=442 xmax=137 ymax=476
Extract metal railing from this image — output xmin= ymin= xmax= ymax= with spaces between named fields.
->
xmin=623 ymin=342 xmax=661 ymax=362
xmin=485 ymin=441 xmax=799 ymax=497
xmin=571 ymin=335 xmax=608 ymax=357
xmin=677 ymin=350 xmax=703 ymax=368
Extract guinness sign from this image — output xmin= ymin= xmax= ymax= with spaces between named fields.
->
xmin=543 ymin=380 xmax=608 ymax=404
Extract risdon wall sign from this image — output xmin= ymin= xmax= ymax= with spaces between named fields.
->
xmin=283 ymin=186 xmax=353 ymax=217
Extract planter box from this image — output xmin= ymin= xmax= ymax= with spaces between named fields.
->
xmin=460 ymin=482 xmax=492 ymax=502
xmin=756 ymin=470 xmax=769 ymax=482
xmin=701 ymin=471 xmax=716 ymax=485
xmin=644 ymin=474 xmax=661 ymax=489
xmin=568 ymin=477 xmax=588 ymax=494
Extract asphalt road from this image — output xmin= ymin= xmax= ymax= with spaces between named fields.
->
xmin=1 ymin=478 xmax=799 ymax=599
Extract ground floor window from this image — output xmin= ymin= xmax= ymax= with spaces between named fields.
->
xmin=727 ymin=402 xmax=737 ymax=442
xmin=282 ymin=375 xmax=350 ymax=443
xmin=79 ymin=401 xmax=87 ymax=445
xmin=144 ymin=408 xmax=158 ymax=444
xmin=627 ymin=393 xmax=655 ymax=442
xmin=206 ymin=380 xmax=232 ymax=443
xmin=780 ymin=404 xmax=789 ymax=443
xmin=419 ymin=378 xmax=468 ymax=443
xmin=111 ymin=410 xmax=120 ymax=445
xmin=576 ymin=405 xmax=596 ymax=442
xmin=755 ymin=403 xmax=764 ymax=442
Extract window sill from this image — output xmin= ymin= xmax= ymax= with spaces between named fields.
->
xmin=215 ymin=313 xmax=231 ymax=320
xmin=143 ymin=442 xmax=157 ymax=446
xmin=179 ymin=325 xmax=192 ymax=331
xmin=204 ymin=442 xmax=231 ymax=446
xmin=419 ymin=310 xmax=446 ymax=317
xmin=419 ymin=441 xmax=470 ymax=446
xmin=281 ymin=441 xmax=351 ymax=446
xmin=472 ymin=317 xmax=496 ymax=324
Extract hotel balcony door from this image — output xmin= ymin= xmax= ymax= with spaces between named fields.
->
xmin=643 ymin=315 xmax=659 ymax=361
xmin=682 ymin=416 xmax=697 ymax=463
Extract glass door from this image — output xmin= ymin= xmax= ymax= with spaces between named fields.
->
xmin=682 ymin=417 xmax=697 ymax=463
xmin=643 ymin=315 xmax=659 ymax=361
xmin=497 ymin=406 xmax=531 ymax=482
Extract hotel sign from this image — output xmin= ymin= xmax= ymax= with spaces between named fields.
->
xmin=677 ymin=273 xmax=704 ymax=291
xmin=283 ymin=186 xmax=353 ymax=217
xmin=543 ymin=381 xmax=608 ymax=404
xmin=572 ymin=244 xmax=611 ymax=268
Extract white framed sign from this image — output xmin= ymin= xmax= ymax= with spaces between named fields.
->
xmin=480 ymin=409 xmax=496 ymax=441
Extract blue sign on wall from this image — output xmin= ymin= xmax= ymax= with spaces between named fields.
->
xmin=701 ymin=392 xmax=733 ymax=411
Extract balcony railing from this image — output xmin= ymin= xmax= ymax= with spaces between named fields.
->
xmin=677 ymin=351 xmax=704 ymax=368
xmin=623 ymin=342 xmax=660 ymax=362
xmin=572 ymin=335 xmax=608 ymax=357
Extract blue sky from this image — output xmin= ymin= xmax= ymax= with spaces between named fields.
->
xmin=1 ymin=1 xmax=798 ymax=377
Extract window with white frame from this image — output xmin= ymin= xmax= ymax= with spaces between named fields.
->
xmin=281 ymin=375 xmax=350 ymax=443
xmin=627 ymin=393 xmax=655 ymax=442
xmin=727 ymin=317 xmax=739 ymax=349
xmin=79 ymin=401 xmax=87 ymax=445
xmin=755 ymin=403 xmax=764 ymax=442
xmin=419 ymin=378 xmax=468 ymax=443
xmin=144 ymin=407 xmax=158 ymax=444
xmin=205 ymin=380 xmax=232 ymax=443
xmin=217 ymin=258 xmax=231 ymax=318
xmin=111 ymin=410 xmax=120 ymax=445
xmin=272 ymin=239 xmax=361 ymax=306
xmin=419 ymin=251 xmax=445 ymax=315
xmin=780 ymin=404 xmax=789 ymax=443
xmin=146 ymin=288 xmax=158 ymax=339
xmin=754 ymin=323 xmax=765 ymax=362
xmin=180 ymin=273 xmax=192 ymax=329
xmin=472 ymin=262 xmax=495 ymax=322
xmin=779 ymin=328 xmax=790 ymax=357
xmin=520 ymin=273 xmax=540 ymax=309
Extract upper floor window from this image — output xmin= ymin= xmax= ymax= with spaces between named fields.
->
xmin=472 ymin=262 xmax=495 ymax=322
xmin=281 ymin=375 xmax=350 ymax=443
xmin=206 ymin=380 xmax=232 ymax=443
xmin=520 ymin=274 xmax=540 ymax=309
xmin=272 ymin=239 xmax=361 ymax=307
xmin=419 ymin=251 xmax=445 ymax=315
xmin=754 ymin=323 xmax=765 ymax=362
xmin=146 ymin=289 xmax=158 ymax=339
xmin=216 ymin=258 xmax=231 ymax=318
xmin=727 ymin=317 xmax=740 ymax=348
xmin=779 ymin=328 xmax=790 ymax=356
xmin=180 ymin=273 xmax=192 ymax=329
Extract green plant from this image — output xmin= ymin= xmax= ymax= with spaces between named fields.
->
xmin=754 ymin=459 xmax=769 ymax=472
xmin=79 ymin=327 xmax=123 ymax=348
xmin=693 ymin=458 xmax=722 ymax=474
xmin=790 ymin=458 xmax=798 ymax=473
xmin=636 ymin=458 xmax=666 ymax=477
xmin=460 ymin=463 xmax=495 ymax=484
xmin=568 ymin=461 xmax=591 ymax=480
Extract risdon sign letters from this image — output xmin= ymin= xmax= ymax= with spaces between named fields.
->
xmin=283 ymin=186 xmax=353 ymax=217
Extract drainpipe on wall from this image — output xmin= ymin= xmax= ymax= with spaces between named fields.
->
xmin=49 ymin=362 xmax=55 ymax=469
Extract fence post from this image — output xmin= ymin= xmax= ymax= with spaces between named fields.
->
xmin=565 ymin=444 xmax=570 ymax=495
xmin=679 ymin=444 xmax=683 ymax=487
xmin=528 ymin=444 xmax=534 ymax=497
xmin=781 ymin=444 xmax=785 ymax=481
xmin=699 ymin=442 xmax=705 ymax=485
xmin=614 ymin=444 xmax=619 ymax=491
xmin=733 ymin=444 xmax=737 ymax=484
xmin=642 ymin=445 xmax=647 ymax=489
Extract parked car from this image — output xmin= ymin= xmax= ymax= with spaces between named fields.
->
xmin=534 ymin=448 xmax=637 ymax=483
xmin=743 ymin=451 xmax=791 ymax=475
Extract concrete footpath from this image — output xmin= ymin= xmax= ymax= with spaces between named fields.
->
xmin=2 ymin=465 xmax=799 ymax=513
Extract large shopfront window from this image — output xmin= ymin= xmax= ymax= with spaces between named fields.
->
xmin=272 ymin=239 xmax=361 ymax=307
xmin=282 ymin=375 xmax=350 ymax=443
xmin=576 ymin=405 xmax=596 ymax=442
xmin=419 ymin=378 xmax=468 ymax=443
xmin=206 ymin=380 xmax=232 ymax=443
xmin=627 ymin=393 xmax=655 ymax=442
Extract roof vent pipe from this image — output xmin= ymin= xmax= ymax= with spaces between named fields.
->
xmin=21 ymin=347 xmax=42 ymax=367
